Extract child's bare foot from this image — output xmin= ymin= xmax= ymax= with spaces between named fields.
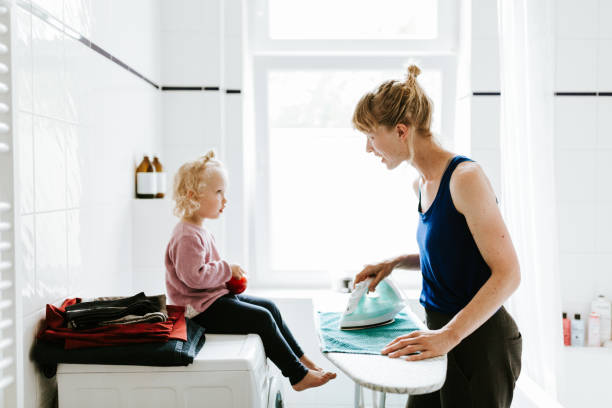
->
xmin=292 ymin=369 xmax=337 ymax=391
xmin=299 ymin=355 xmax=325 ymax=372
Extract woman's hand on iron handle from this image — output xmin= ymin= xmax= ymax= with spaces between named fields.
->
xmin=354 ymin=259 xmax=398 ymax=292
xmin=381 ymin=328 xmax=461 ymax=361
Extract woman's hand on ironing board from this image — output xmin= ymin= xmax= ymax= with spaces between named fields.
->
xmin=380 ymin=328 xmax=461 ymax=361
xmin=354 ymin=260 xmax=397 ymax=292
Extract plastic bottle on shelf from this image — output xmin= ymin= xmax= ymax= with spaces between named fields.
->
xmin=571 ymin=313 xmax=585 ymax=346
xmin=587 ymin=311 xmax=601 ymax=347
xmin=152 ymin=155 xmax=166 ymax=199
xmin=591 ymin=294 xmax=611 ymax=345
xmin=562 ymin=312 xmax=571 ymax=346
xmin=135 ymin=155 xmax=156 ymax=199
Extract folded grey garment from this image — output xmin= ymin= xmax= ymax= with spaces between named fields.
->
xmin=92 ymin=294 xmax=168 ymax=318
xmin=97 ymin=311 xmax=168 ymax=326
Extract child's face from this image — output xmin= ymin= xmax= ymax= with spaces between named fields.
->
xmin=195 ymin=168 xmax=228 ymax=220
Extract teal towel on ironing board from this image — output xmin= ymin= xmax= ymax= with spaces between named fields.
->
xmin=317 ymin=311 xmax=421 ymax=354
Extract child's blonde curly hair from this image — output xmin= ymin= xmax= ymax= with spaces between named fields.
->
xmin=173 ymin=150 xmax=225 ymax=218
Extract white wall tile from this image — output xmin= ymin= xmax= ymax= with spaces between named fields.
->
xmin=34 ymin=117 xmax=66 ymax=212
xmin=163 ymin=91 xmax=222 ymax=151
xmin=555 ymin=149 xmax=596 ymax=203
xmin=595 ymin=203 xmax=612 ymax=252
xmin=470 ymin=96 xmax=499 ymax=150
xmin=554 ymin=97 xmax=597 ymax=149
xmin=14 ymin=5 xmax=33 ymax=113
xmin=556 ymin=0 xmax=598 ymax=39
xmin=31 ymin=0 xmax=63 ymax=20
xmin=472 ymin=0 xmax=498 ymax=39
xmin=65 ymin=124 xmax=82 ymax=208
xmin=595 ymin=150 xmax=612 ymax=202
xmin=17 ymin=112 xmax=34 ymax=215
xmin=19 ymin=215 xmax=37 ymax=316
xmin=597 ymin=98 xmax=612 ymax=148
xmin=32 ymin=12 xmax=67 ymax=120
xmin=598 ymin=39 xmax=612 ymax=91
xmin=470 ymin=148 xmax=501 ymax=198
xmin=559 ymin=253 xmax=598 ymax=306
xmin=224 ymin=0 xmax=243 ymax=38
xmin=88 ymin=0 xmax=113 ymax=55
xmin=161 ymin=0 xmax=210 ymax=32
xmin=66 ymin=209 xmax=82 ymax=294
xmin=471 ymin=39 xmax=499 ymax=91
xmin=35 ymin=211 xmax=68 ymax=305
xmin=64 ymin=0 xmax=92 ymax=38
xmin=224 ymin=36 xmax=242 ymax=89
xmin=555 ymin=40 xmax=598 ymax=91
xmin=162 ymin=30 xmax=221 ymax=85
xmin=600 ymin=0 xmax=612 ymax=39
xmin=557 ymin=202 xmax=596 ymax=253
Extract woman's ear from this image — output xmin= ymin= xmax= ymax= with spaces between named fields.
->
xmin=396 ymin=123 xmax=410 ymax=141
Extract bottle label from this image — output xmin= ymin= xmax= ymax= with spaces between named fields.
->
xmin=157 ymin=172 xmax=167 ymax=194
xmin=137 ymin=172 xmax=157 ymax=195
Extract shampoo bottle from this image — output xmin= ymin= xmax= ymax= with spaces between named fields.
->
xmin=591 ymin=294 xmax=611 ymax=344
xmin=562 ymin=312 xmax=571 ymax=346
xmin=152 ymin=155 xmax=166 ymax=199
xmin=136 ymin=155 xmax=156 ymax=199
xmin=571 ymin=313 xmax=585 ymax=346
xmin=588 ymin=311 xmax=601 ymax=347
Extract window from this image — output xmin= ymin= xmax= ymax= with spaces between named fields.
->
xmin=248 ymin=1 xmax=458 ymax=287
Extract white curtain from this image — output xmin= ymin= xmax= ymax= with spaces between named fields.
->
xmin=497 ymin=0 xmax=562 ymax=401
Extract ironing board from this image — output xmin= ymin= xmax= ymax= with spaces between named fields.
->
xmin=320 ymin=307 xmax=447 ymax=408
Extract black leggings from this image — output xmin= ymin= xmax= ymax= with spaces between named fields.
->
xmin=192 ymin=294 xmax=309 ymax=385
xmin=408 ymin=306 xmax=522 ymax=408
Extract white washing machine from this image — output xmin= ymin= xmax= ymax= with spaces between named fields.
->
xmin=56 ymin=334 xmax=285 ymax=408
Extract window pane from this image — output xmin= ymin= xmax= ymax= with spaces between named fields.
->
xmin=269 ymin=0 xmax=438 ymax=40
xmin=267 ymin=69 xmax=442 ymax=274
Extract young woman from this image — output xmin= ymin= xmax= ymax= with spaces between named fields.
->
xmin=352 ymin=65 xmax=522 ymax=407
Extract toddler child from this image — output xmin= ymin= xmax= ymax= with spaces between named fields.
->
xmin=165 ymin=151 xmax=336 ymax=391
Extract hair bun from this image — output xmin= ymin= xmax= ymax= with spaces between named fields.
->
xmin=202 ymin=150 xmax=216 ymax=162
xmin=407 ymin=64 xmax=421 ymax=78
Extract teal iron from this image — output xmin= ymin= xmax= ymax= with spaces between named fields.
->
xmin=339 ymin=277 xmax=406 ymax=330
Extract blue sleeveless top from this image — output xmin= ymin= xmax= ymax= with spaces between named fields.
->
xmin=416 ymin=156 xmax=491 ymax=316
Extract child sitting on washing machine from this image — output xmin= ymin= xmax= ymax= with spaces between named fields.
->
xmin=165 ymin=151 xmax=336 ymax=391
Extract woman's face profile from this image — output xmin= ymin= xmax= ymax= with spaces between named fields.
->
xmin=365 ymin=125 xmax=407 ymax=170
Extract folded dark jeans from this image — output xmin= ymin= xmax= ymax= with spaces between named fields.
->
xmin=32 ymin=318 xmax=206 ymax=378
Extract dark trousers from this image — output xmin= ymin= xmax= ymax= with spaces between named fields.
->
xmin=408 ymin=307 xmax=522 ymax=408
xmin=192 ymin=294 xmax=309 ymax=385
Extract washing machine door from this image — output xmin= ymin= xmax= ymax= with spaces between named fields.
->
xmin=267 ymin=375 xmax=285 ymax=408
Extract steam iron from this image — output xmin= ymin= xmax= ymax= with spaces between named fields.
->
xmin=339 ymin=277 xmax=406 ymax=330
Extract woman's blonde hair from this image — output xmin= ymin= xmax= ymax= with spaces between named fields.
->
xmin=352 ymin=65 xmax=433 ymax=137
xmin=172 ymin=150 xmax=224 ymax=218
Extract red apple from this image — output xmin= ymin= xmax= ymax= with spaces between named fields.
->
xmin=226 ymin=275 xmax=247 ymax=294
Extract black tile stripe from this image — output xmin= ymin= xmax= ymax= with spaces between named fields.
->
xmin=161 ymin=86 xmax=203 ymax=91
xmin=555 ymin=92 xmax=597 ymax=96
xmin=474 ymin=92 xmax=612 ymax=97
xmin=226 ymin=89 xmax=241 ymax=94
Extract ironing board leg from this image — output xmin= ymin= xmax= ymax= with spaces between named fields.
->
xmin=379 ymin=391 xmax=386 ymax=407
xmin=354 ymin=383 xmax=363 ymax=408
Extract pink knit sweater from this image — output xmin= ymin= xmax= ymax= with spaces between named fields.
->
xmin=165 ymin=221 xmax=232 ymax=314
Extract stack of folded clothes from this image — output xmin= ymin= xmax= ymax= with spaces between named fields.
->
xmin=31 ymin=292 xmax=206 ymax=377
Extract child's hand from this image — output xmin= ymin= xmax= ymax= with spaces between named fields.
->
xmin=230 ymin=264 xmax=246 ymax=280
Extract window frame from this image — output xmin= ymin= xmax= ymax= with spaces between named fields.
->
xmin=245 ymin=0 xmax=459 ymax=288
xmin=251 ymin=55 xmax=457 ymax=288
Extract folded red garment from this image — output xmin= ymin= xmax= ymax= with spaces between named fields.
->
xmin=38 ymin=298 xmax=187 ymax=349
